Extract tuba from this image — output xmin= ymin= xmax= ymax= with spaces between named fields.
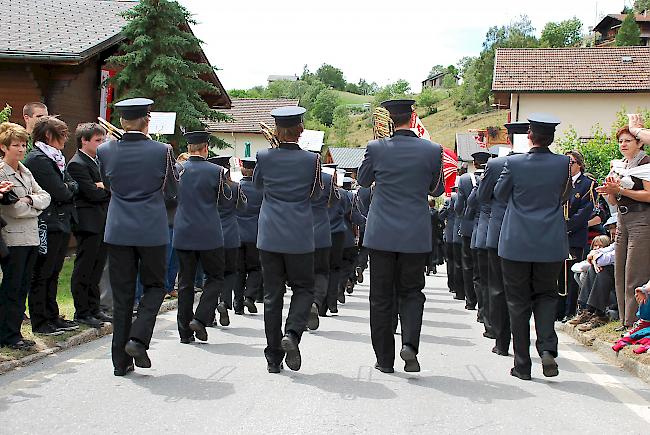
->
xmin=260 ymin=122 xmax=280 ymax=148
xmin=97 ymin=117 xmax=124 ymax=140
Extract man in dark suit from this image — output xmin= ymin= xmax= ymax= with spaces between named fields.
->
xmin=97 ymin=98 xmax=178 ymax=376
xmin=358 ymin=99 xmax=444 ymax=373
xmin=455 ymin=160 xmax=480 ymax=310
xmin=235 ymin=157 xmax=263 ymax=315
xmin=558 ymin=150 xmax=598 ymax=322
xmin=68 ymin=123 xmax=112 ymax=328
xmin=478 ymin=121 xmax=529 ymax=356
xmin=254 ymin=106 xmax=323 ymax=373
xmin=173 ymin=131 xmax=227 ymax=344
xmin=494 ymin=113 xmax=571 ymax=381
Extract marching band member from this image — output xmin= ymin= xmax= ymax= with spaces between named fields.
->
xmin=358 ymin=99 xmax=444 ymax=373
xmin=254 ymin=106 xmax=323 ymax=373
xmin=97 ymin=98 xmax=178 ymax=376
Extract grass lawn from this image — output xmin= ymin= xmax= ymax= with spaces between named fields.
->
xmin=0 ymin=257 xmax=88 ymax=362
xmin=580 ymin=321 xmax=650 ymax=365
xmin=333 ymin=90 xmax=374 ymax=105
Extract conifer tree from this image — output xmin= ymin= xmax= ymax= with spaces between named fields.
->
xmin=615 ymin=13 xmax=642 ymax=46
xmin=108 ymin=0 xmax=228 ymax=143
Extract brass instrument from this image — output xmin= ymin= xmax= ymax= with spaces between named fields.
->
xmin=97 ymin=117 xmax=124 ymax=140
xmin=260 ymin=122 xmax=280 ymax=148
xmin=372 ymin=107 xmax=393 ymax=139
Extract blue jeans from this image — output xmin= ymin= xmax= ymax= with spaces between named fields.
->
xmin=166 ymin=227 xmax=178 ymax=292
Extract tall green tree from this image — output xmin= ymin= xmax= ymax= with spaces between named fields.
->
xmin=616 ymin=13 xmax=642 ymax=46
xmin=311 ymin=90 xmax=340 ymax=125
xmin=634 ymin=0 xmax=650 ymax=13
xmin=540 ymin=17 xmax=583 ymax=47
xmin=0 ymin=105 xmax=10 ymax=123
xmin=316 ymin=64 xmax=346 ymax=90
xmin=427 ymin=65 xmax=445 ymax=78
xmin=108 ymin=0 xmax=228 ymax=141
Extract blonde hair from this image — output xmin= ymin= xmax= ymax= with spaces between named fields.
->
xmin=120 ymin=117 xmax=148 ymax=132
xmin=176 ymin=152 xmax=190 ymax=163
xmin=0 ymin=122 xmax=30 ymax=154
xmin=591 ymin=235 xmax=611 ymax=249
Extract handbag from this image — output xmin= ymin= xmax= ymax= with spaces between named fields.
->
xmin=37 ymin=218 xmax=47 ymax=255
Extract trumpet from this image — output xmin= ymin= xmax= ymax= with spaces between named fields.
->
xmin=260 ymin=122 xmax=279 ymax=148
xmin=97 ymin=117 xmax=124 ymax=140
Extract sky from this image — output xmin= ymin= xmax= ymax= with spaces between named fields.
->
xmin=178 ymin=0 xmax=628 ymax=92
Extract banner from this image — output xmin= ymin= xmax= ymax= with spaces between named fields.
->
xmin=99 ymin=68 xmax=116 ymax=121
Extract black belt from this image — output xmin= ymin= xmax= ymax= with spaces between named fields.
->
xmin=618 ymin=202 xmax=650 ymax=215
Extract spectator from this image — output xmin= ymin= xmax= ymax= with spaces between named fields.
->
xmin=67 ymin=123 xmax=112 ymax=327
xmin=0 ymin=122 xmax=51 ymax=349
xmin=597 ymin=124 xmax=650 ymax=330
xmin=24 ymin=116 xmax=79 ymax=335
xmin=22 ymin=102 xmax=48 ymax=153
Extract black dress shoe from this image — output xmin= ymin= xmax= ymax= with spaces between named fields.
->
xmin=356 ymin=267 xmax=364 ymax=283
xmin=510 ymin=367 xmax=531 ymax=381
xmin=337 ymin=291 xmax=345 ymax=304
xmin=329 ymin=306 xmax=338 ymax=314
xmin=234 ymin=309 xmax=244 ymax=315
xmin=483 ymin=331 xmax=496 ymax=339
xmin=5 ymin=340 xmax=35 ymax=350
xmin=465 ymin=304 xmax=476 ymax=310
xmin=280 ymin=334 xmax=301 ymax=371
xmin=374 ymin=363 xmax=394 ymax=373
xmin=75 ymin=316 xmax=104 ymax=328
xmin=453 ymin=295 xmax=464 ymax=300
xmin=541 ymin=351 xmax=559 ymax=377
xmin=267 ymin=362 xmax=284 ymax=374
xmin=243 ymin=297 xmax=258 ymax=314
xmin=307 ymin=303 xmax=319 ymax=331
xmin=114 ymin=364 xmax=135 ymax=377
xmin=491 ymin=346 xmax=509 ymax=356
xmin=124 ymin=340 xmax=151 ymax=368
xmin=180 ymin=335 xmax=195 ymax=344
xmin=400 ymin=345 xmax=421 ymax=372
xmin=189 ymin=319 xmax=208 ymax=341
xmin=216 ymin=302 xmax=230 ymax=326
xmin=93 ymin=311 xmax=113 ymax=323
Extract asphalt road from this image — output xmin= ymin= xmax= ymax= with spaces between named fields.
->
xmin=1 ymin=271 xmax=649 ymax=434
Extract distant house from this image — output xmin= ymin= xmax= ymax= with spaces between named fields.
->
xmin=267 ymin=74 xmax=299 ymax=84
xmin=325 ymin=147 xmax=366 ymax=175
xmin=492 ymin=47 xmax=650 ymax=139
xmin=204 ymin=98 xmax=299 ymax=161
xmin=0 ymin=0 xmax=231 ymax=158
xmin=594 ymin=13 xmax=650 ymax=46
xmin=422 ymin=72 xmax=458 ymax=89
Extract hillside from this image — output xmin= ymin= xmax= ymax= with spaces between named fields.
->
xmin=333 ymin=90 xmax=374 ymax=105
xmin=332 ymin=97 xmax=508 ymax=149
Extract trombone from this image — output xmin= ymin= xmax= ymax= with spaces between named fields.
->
xmin=97 ymin=117 xmax=124 ymax=140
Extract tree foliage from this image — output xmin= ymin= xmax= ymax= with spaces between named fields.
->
xmin=0 ymin=105 xmax=11 ymax=123
xmin=316 ymin=64 xmax=346 ymax=91
xmin=616 ymin=13 xmax=642 ymax=46
xmin=417 ymin=87 xmax=443 ymax=116
xmin=540 ymin=17 xmax=583 ymax=47
xmin=107 ymin=0 xmax=228 ymax=144
xmin=454 ymin=16 xmax=538 ymax=115
xmin=312 ymin=90 xmax=340 ymax=126
xmin=634 ymin=0 xmax=650 ymax=13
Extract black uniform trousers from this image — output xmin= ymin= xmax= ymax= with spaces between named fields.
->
xmin=340 ymin=246 xmax=359 ymax=291
xmin=313 ymin=247 xmax=330 ymax=310
xmin=325 ymin=232 xmax=345 ymax=313
xmin=0 ymin=246 xmax=38 ymax=346
xmin=557 ymin=247 xmax=585 ymax=319
xmin=461 ymin=237 xmax=476 ymax=307
xmin=477 ymin=248 xmax=492 ymax=333
xmin=369 ymin=249 xmax=427 ymax=368
xmin=71 ymin=231 xmax=107 ymax=318
xmin=29 ymin=231 xmax=70 ymax=330
xmin=355 ymin=231 xmax=369 ymax=273
xmin=220 ymin=247 xmax=239 ymax=310
xmin=234 ymin=242 xmax=263 ymax=308
xmin=452 ymin=242 xmax=465 ymax=299
xmin=260 ymin=250 xmax=314 ymax=365
xmin=471 ymin=248 xmax=483 ymax=313
xmin=502 ymin=258 xmax=562 ymax=375
xmin=176 ymin=248 xmax=224 ymax=339
xmin=107 ymin=244 xmax=166 ymax=370
xmin=487 ymin=248 xmax=510 ymax=353
xmin=445 ymin=243 xmax=455 ymax=292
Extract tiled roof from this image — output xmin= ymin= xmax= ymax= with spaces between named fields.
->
xmin=492 ymin=47 xmax=650 ymax=92
xmin=204 ymin=98 xmax=300 ymax=133
xmin=327 ymin=147 xmax=366 ymax=170
xmin=0 ymin=0 xmax=136 ymax=61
